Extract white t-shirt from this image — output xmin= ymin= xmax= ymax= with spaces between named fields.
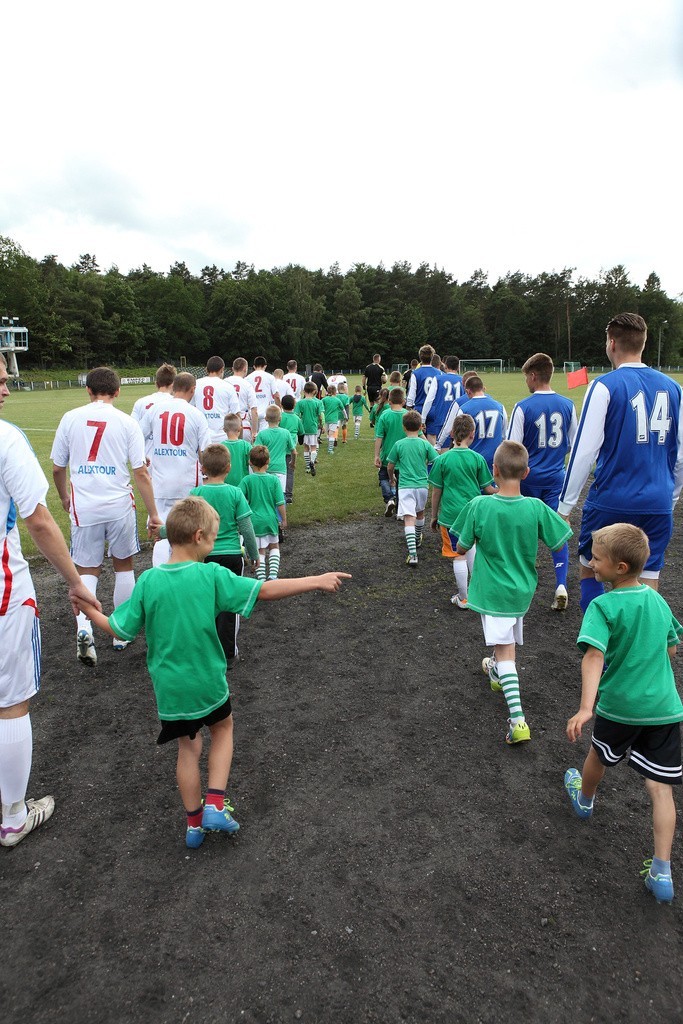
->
xmin=0 ymin=421 xmax=47 ymax=613
xmin=131 ymin=390 xmax=171 ymax=460
xmin=246 ymin=370 xmax=283 ymax=419
xmin=229 ymin=376 xmax=258 ymax=432
xmin=192 ymin=376 xmax=240 ymax=442
xmin=51 ymin=401 xmax=146 ymax=527
xmin=139 ymin=395 xmax=212 ymax=500
xmin=327 ymin=374 xmax=348 ymax=392
xmin=283 ymin=373 xmax=307 ymax=401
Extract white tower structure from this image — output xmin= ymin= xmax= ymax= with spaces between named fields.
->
xmin=0 ymin=317 xmax=29 ymax=377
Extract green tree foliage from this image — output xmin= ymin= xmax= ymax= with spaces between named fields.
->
xmin=0 ymin=237 xmax=681 ymax=370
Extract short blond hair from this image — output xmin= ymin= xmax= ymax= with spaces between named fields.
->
xmin=223 ymin=413 xmax=242 ymax=434
xmin=265 ymin=404 xmax=281 ymax=424
xmin=166 ymin=497 xmax=218 ymax=545
xmin=493 ymin=440 xmax=528 ymax=480
xmin=592 ymin=523 xmax=649 ymax=576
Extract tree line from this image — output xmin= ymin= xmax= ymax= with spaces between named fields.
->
xmin=0 ymin=236 xmax=680 ymax=371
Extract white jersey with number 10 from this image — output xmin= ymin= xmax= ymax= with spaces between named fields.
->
xmin=139 ymin=396 xmax=212 ymax=500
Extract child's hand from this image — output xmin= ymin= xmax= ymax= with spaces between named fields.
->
xmin=566 ymin=709 xmax=592 ymax=742
xmin=317 ymin=572 xmax=352 ymax=592
xmin=374 ymin=456 xmax=381 ymax=468
xmin=430 ymin=518 xmax=438 ymax=532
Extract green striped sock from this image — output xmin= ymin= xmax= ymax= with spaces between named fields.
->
xmin=497 ymin=660 xmax=524 ymax=720
xmin=405 ymin=528 xmax=417 ymax=556
xmin=256 ymin=556 xmax=267 ymax=581
xmin=268 ymin=551 xmax=281 ymax=580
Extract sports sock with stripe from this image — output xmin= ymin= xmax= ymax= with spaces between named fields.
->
xmin=405 ymin=528 xmax=417 ymax=557
xmin=497 ymin=660 xmax=524 ymax=722
xmin=268 ymin=550 xmax=281 ymax=579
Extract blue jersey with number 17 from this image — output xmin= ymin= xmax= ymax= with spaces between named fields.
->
xmin=559 ymin=364 xmax=683 ymax=515
xmin=507 ymin=392 xmax=577 ymax=488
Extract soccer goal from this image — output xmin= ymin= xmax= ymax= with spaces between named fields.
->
xmin=563 ymin=361 xmax=581 ymax=373
xmin=460 ymin=359 xmax=504 ymax=375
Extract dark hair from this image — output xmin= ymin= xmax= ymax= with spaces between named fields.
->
xmin=465 ymin=375 xmax=484 ymax=393
xmin=155 ymin=363 xmax=177 ymax=388
xmin=281 ymin=394 xmax=295 ymax=411
xmin=253 ymin=356 xmax=267 ymax=369
xmin=173 ymin=372 xmax=196 ymax=394
xmin=419 ymin=345 xmax=434 ymax=363
xmin=206 ymin=356 xmax=225 ymax=374
xmin=86 ymin=367 xmax=120 ymax=396
xmin=287 ymin=360 xmax=297 ymax=371
xmin=249 ymin=444 xmax=270 ymax=468
xmin=521 ymin=352 xmax=554 ymax=382
xmin=389 ymin=387 xmax=406 ymax=405
xmin=201 ymin=443 xmax=231 ymax=477
xmin=313 ymin=363 xmax=323 ymax=372
xmin=444 ymin=355 xmax=460 ymax=371
xmin=606 ymin=312 xmax=647 ymax=353
xmin=403 ymin=410 xmax=422 ymax=432
xmin=452 ymin=414 xmax=475 ymax=444
xmin=303 ymin=382 xmax=317 ymax=395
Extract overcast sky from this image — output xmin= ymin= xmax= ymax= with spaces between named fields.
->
xmin=3 ymin=1 xmax=682 ymax=295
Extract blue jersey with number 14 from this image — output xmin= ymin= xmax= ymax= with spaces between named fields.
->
xmin=560 ymin=365 xmax=683 ymax=514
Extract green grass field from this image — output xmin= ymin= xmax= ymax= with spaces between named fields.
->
xmin=8 ymin=370 xmax=683 ymax=556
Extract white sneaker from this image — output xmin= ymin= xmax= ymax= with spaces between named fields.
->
xmin=77 ymin=629 xmax=97 ymax=666
xmin=406 ymin=554 xmax=418 ymax=566
xmin=0 ymin=796 xmax=55 ymax=847
xmin=450 ymin=595 xmax=469 ymax=609
xmin=551 ymin=584 xmax=568 ymax=611
xmin=112 ymin=638 xmax=130 ymax=651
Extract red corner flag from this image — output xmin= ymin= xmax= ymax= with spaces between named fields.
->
xmin=567 ymin=366 xmax=589 ymax=389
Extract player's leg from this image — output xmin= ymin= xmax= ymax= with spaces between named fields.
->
xmin=482 ymin=617 xmax=529 ymax=743
xmin=176 ymin=732 xmax=205 ymax=846
xmin=354 ymin=415 xmax=361 ymax=440
xmin=303 ymin=441 xmax=312 ymax=472
xmin=256 ymin=542 xmax=268 ymax=581
xmin=285 ymin=452 xmax=294 ymax=502
xmin=327 ymin=424 xmax=336 ymax=454
xmin=402 ymin=497 xmax=418 ymax=564
xmin=202 ymin=711 xmax=239 ymax=835
xmin=206 ymin=553 xmax=243 ymax=663
xmin=0 ymin=604 xmax=54 ymax=847
xmin=414 ymin=495 xmax=427 ymax=549
xmin=109 ymin=510 xmax=140 ymax=650
xmin=71 ymin=523 xmax=104 ymax=665
xmin=578 ymin=505 xmax=606 ymax=612
xmin=267 ymin=541 xmax=280 ymax=580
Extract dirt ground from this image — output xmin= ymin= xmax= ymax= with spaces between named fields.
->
xmin=3 ymin=507 xmax=683 ymax=1024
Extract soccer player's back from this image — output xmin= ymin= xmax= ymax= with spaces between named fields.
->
xmin=453 ymin=377 xmax=507 ymax=470
xmin=508 ymin=352 xmax=577 ymax=610
xmin=192 ymin=356 xmax=240 ymax=442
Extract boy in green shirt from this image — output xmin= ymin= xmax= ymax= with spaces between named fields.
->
xmin=79 ymin=495 xmax=350 ymax=850
xmin=337 ymin=383 xmax=350 ymax=443
xmin=453 ymin=440 xmax=572 ymax=746
xmin=374 ymin=387 xmax=407 ymax=517
xmin=222 ymin=413 xmax=251 ymax=487
xmin=321 ymin=385 xmax=346 ymax=454
xmin=565 ymin=523 xmax=683 ymax=904
xmin=240 ymin=445 xmax=286 ymax=580
xmin=350 ymin=385 xmax=370 ymax=439
xmin=387 ymin=411 xmax=439 ymax=566
xmin=430 ymin=414 xmax=496 ymax=607
xmin=190 ymin=444 xmax=259 ymax=666
xmin=279 ymin=393 xmax=303 ymax=503
xmin=296 ymin=381 xmax=324 ymax=476
xmin=255 ymin=405 xmax=296 ymax=494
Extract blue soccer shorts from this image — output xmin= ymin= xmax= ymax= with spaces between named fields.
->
xmin=578 ymin=504 xmax=673 ymax=576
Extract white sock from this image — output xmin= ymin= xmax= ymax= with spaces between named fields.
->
xmin=76 ymin=574 xmax=98 ymax=632
xmin=113 ymin=570 xmax=135 ymax=608
xmin=453 ymin=557 xmax=469 ymax=598
xmin=0 ymin=714 xmax=32 ymax=829
xmin=153 ymin=539 xmax=171 ymax=567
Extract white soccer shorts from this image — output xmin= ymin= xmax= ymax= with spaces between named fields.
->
xmin=70 ymin=508 xmax=140 ymax=566
xmin=256 ymin=534 xmax=279 ymax=548
xmin=0 ymin=601 xmax=41 ymax=707
xmin=327 ymin=424 xmax=338 ymax=438
xmin=397 ymin=487 xmax=429 ymax=519
xmin=481 ymin=614 xmax=524 ymax=647
xmin=303 ymin=434 xmax=318 ymax=447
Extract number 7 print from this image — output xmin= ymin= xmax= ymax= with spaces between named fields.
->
xmin=86 ymin=420 xmax=107 ymax=461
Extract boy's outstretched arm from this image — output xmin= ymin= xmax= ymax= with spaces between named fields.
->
xmin=258 ymin=573 xmax=352 ymax=600
xmin=567 ymin=646 xmax=603 ymax=742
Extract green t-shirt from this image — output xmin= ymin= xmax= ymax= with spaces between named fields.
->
xmin=338 ymin=393 xmax=350 ymax=417
xmin=452 ymin=495 xmax=572 ymax=617
xmin=386 ymin=437 xmax=439 ymax=488
xmin=254 ymin=426 xmax=296 ymax=475
xmin=577 ymin=586 xmax=683 ymax=725
xmin=239 ymin=473 xmax=285 ymax=536
xmin=297 ymin=398 xmax=323 ymax=435
xmin=321 ymin=395 xmax=345 ymax=424
xmin=223 ymin=438 xmax=251 ymax=488
xmin=351 ymin=395 xmax=369 ymax=417
xmin=109 ymin=562 xmax=262 ymax=719
xmin=375 ymin=408 xmax=406 ymax=465
xmin=280 ymin=410 xmax=303 ymax=446
xmin=189 ymin=483 xmax=252 ymax=555
xmin=430 ymin=448 xmax=494 ymax=526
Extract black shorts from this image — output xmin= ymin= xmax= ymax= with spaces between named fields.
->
xmin=157 ymin=697 xmax=232 ymax=745
xmin=591 ymin=714 xmax=682 ymax=784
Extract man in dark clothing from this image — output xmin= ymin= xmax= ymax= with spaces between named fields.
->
xmin=362 ymin=354 xmax=385 ymax=404
xmin=308 ymin=364 xmax=328 ymax=398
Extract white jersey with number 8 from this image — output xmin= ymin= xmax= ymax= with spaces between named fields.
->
xmin=191 ymin=376 xmax=240 ymax=442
